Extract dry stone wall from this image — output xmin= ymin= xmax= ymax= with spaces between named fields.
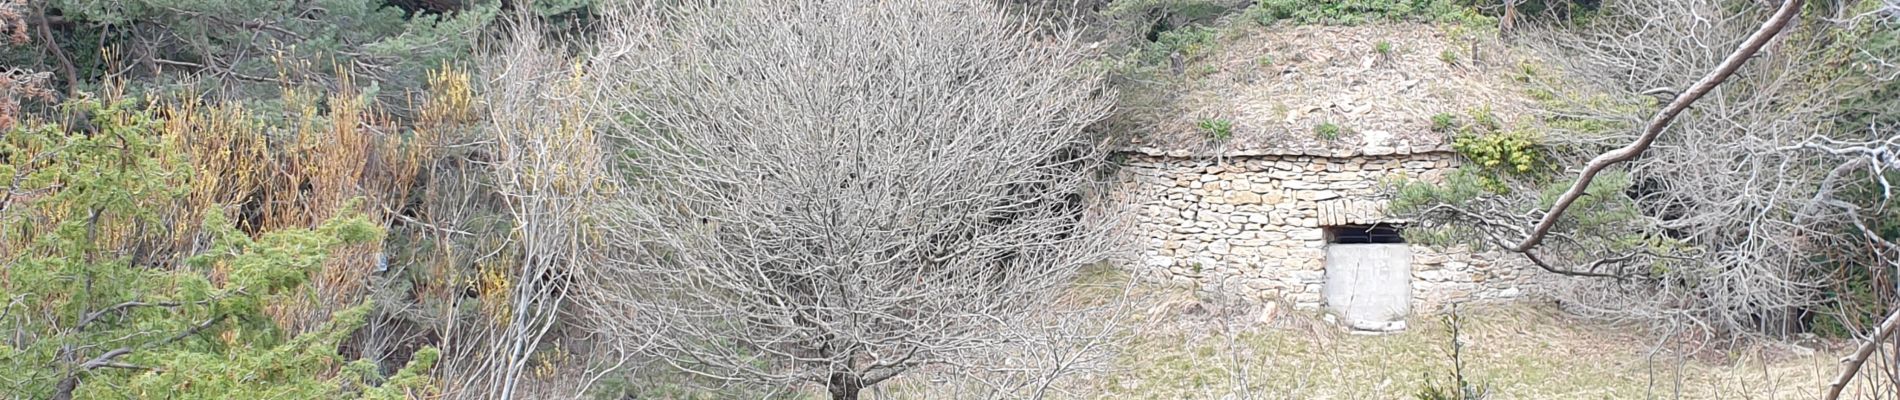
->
xmin=1121 ymin=152 xmax=1530 ymax=313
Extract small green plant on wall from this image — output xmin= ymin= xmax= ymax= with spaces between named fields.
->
xmin=1199 ymin=118 xmax=1235 ymax=140
xmin=1467 ymin=105 xmax=1501 ymax=131
xmin=1314 ymin=122 xmax=1343 ymax=140
xmin=1456 ymin=131 xmax=1541 ymax=172
xmin=1452 ymin=129 xmax=1544 ymax=189
xmin=1374 ymin=40 xmax=1394 ymax=56
xmin=1430 ymin=112 xmax=1458 ymax=132
xmin=1430 ymin=105 xmax=1549 ymax=192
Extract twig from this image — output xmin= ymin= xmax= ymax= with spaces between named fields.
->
xmin=76 ymin=347 xmax=132 ymax=371
xmin=75 ymin=300 xmax=185 ymax=332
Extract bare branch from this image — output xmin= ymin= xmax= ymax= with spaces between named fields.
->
xmin=1514 ymin=0 xmax=1806 ymax=252
xmin=1825 ymin=306 xmax=1900 ymax=400
xmin=74 ymin=301 xmax=186 ymax=332
xmin=76 ymin=347 xmax=132 ymax=371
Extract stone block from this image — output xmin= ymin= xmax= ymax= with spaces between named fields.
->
xmin=1276 ymin=180 xmax=1322 ymax=189
xmin=1296 ymin=190 xmax=1341 ymax=201
xmin=1145 ymin=256 xmax=1176 ymax=269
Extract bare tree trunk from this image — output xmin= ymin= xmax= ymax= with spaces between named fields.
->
xmin=50 ymin=376 xmax=77 ymax=400
xmin=828 ymin=372 xmax=864 ymax=400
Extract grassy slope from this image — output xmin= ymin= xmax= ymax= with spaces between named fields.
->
xmin=1101 ymin=297 xmax=1855 ymax=399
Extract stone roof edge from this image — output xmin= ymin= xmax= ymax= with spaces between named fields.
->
xmin=1112 ymin=144 xmax=1456 ymax=159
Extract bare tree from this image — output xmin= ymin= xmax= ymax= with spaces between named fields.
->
xmin=565 ymin=1 xmax=1122 ymax=398
xmin=1783 ymin=132 xmax=1900 ymax=400
xmin=1389 ymin=0 xmax=1900 ymax=397
xmin=415 ymin=15 xmax=626 ymax=400
xmin=1391 ymin=0 xmax=1900 ymax=341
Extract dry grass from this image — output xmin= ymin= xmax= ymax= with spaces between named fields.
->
xmin=252 ymin=74 xmax=428 ymax=334
xmin=1126 ymin=22 xmax=1537 ymax=157
xmin=577 ymin=259 xmax=1900 ymax=400
xmin=75 ymin=71 xmax=446 ymax=336
xmin=860 ymin=268 xmax=1899 ymax=400
xmin=1089 ymin=280 xmax=1894 ymax=400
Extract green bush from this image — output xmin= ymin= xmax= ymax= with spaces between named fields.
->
xmin=0 ymin=100 xmax=433 ymax=398
xmin=1249 ymin=0 xmax=1493 ymax=26
xmin=1452 ymin=130 xmax=1542 ymax=175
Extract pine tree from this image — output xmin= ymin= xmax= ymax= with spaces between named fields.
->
xmin=0 ymin=100 xmax=435 ymax=399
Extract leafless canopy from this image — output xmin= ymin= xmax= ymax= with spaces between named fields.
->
xmin=569 ymin=1 xmax=1119 ymax=398
xmin=1524 ymin=0 xmax=1900 ymax=338
xmin=1400 ymin=0 xmax=1900 ymax=340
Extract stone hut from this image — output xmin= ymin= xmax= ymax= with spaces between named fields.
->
xmin=1115 ymin=24 xmax=1538 ymax=331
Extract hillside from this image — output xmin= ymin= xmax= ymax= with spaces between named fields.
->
xmin=3 ymin=0 xmax=1899 ymax=399
xmin=1124 ymin=22 xmax=1535 ymax=157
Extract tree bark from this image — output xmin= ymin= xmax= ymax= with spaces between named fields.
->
xmin=31 ymin=4 xmax=78 ymax=98
xmin=828 ymin=372 xmax=864 ymax=400
xmin=50 ymin=376 xmax=78 ymax=400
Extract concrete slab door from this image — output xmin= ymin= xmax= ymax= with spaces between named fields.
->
xmin=1322 ymin=224 xmax=1411 ymax=332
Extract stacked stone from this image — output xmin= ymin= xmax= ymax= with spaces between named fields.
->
xmin=1122 ymin=152 xmax=1528 ymax=312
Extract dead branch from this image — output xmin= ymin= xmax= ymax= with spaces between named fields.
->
xmin=1825 ymin=306 xmax=1900 ymax=400
xmin=75 ymin=301 xmax=186 ymax=332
